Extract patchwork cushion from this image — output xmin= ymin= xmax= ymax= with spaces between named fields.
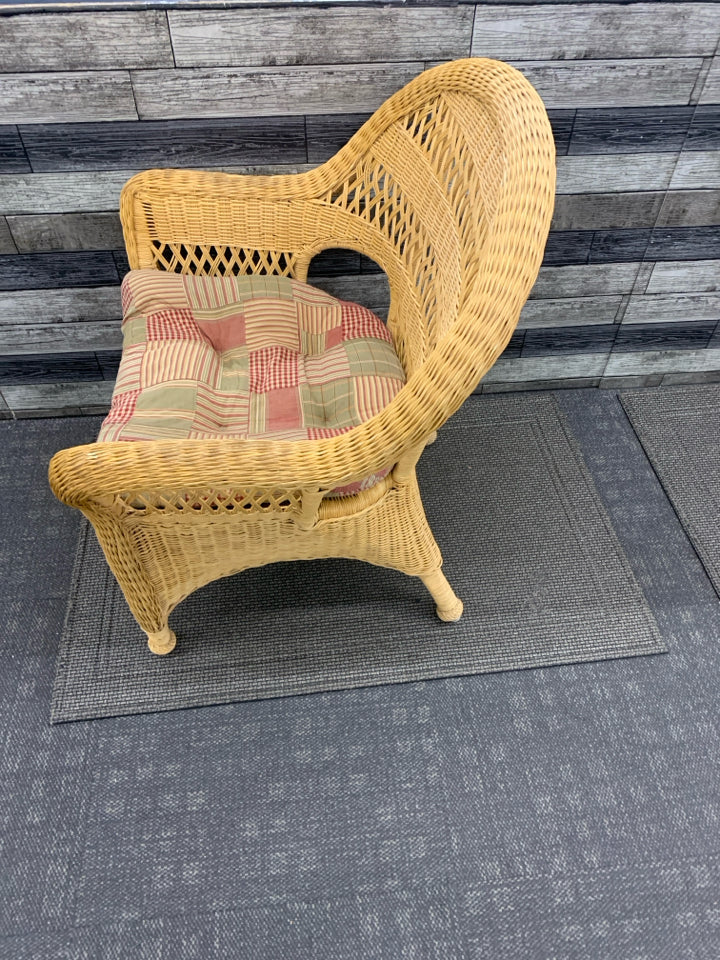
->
xmin=99 ymin=270 xmax=406 ymax=497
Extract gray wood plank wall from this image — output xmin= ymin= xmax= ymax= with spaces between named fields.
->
xmin=0 ymin=2 xmax=719 ymax=416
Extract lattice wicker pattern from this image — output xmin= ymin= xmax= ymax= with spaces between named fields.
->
xmin=150 ymin=241 xmax=297 ymax=277
xmin=49 ymin=59 xmax=556 ymax=656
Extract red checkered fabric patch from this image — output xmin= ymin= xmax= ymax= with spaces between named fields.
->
xmin=103 ymin=389 xmax=140 ymax=424
xmin=341 ymin=301 xmax=393 ymax=342
xmin=249 ymin=345 xmax=301 ymax=393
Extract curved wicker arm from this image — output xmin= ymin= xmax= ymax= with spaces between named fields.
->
xmin=48 ymin=291 xmax=524 ymax=514
xmin=55 ymin=59 xmax=554 ymax=517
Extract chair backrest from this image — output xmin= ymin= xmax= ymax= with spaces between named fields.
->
xmin=309 ymin=60 xmax=555 ymax=380
xmin=122 ymin=58 xmax=555 ymax=393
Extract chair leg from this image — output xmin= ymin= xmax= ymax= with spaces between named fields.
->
xmin=420 ymin=568 xmax=463 ymax=622
xmin=146 ymin=625 xmax=177 ymax=656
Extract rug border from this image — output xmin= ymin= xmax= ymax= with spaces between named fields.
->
xmin=52 ymin=394 xmax=668 ymax=724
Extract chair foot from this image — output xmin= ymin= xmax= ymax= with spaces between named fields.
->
xmin=147 ymin=626 xmax=177 ymax=655
xmin=420 ymin=569 xmax=463 ymax=622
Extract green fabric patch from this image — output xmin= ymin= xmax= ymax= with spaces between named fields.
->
xmin=219 ymin=348 xmax=250 ymax=392
xmin=135 ymin=383 xmax=198 ymax=412
xmin=121 ymin=314 xmax=147 ymax=346
xmin=344 ymin=340 xmax=405 ymax=378
xmin=301 ymin=379 xmax=356 ymax=429
xmin=234 ymin=275 xmax=295 ymax=303
xmin=122 ymin=415 xmax=196 ymax=439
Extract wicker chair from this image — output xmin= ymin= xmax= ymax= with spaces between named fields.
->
xmin=49 ymin=58 xmax=555 ymax=655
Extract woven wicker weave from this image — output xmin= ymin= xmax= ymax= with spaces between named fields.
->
xmin=49 ymin=59 xmax=555 ymax=655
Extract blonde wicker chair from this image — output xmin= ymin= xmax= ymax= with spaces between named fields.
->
xmin=49 ymin=58 xmax=555 ymax=655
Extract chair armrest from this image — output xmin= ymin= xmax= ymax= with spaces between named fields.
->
xmin=48 ymin=288 xmax=511 ymax=516
xmin=120 ymin=162 xmax=356 ymax=277
xmin=48 ymin=431 xmax=398 ymax=512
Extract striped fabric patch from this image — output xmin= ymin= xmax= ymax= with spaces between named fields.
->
xmin=99 ymin=271 xmax=406 ymax=496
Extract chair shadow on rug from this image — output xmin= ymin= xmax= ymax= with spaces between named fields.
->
xmin=49 ymin=58 xmax=556 ymax=656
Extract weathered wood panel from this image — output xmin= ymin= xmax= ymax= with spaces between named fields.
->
xmin=113 ymin=250 xmax=130 ymax=279
xmin=306 ymin=114 xmax=373 ymax=163
xmin=691 ymin=57 xmax=718 ymax=107
xmin=0 ymin=253 xmax=119 ymax=291
xmin=20 ymin=117 xmax=307 ymax=172
xmin=169 ymin=7 xmax=473 ymax=66
xmin=510 ymin=59 xmax=703 ymax=109
xmin=502 ymin=331 xmax=524 ymax=359
xmin=616 ymin=321 xmax=719 ymax=351
xmin=646 ymin=260 xmax=720 ymax=293
xmin=2 ymin=73 xmax=138 ymax=125
xmin=618 ymin=320 xmax=719 ymax=349
xmin=699 ymin=54 xmax=720 ymax=104
xmin=483 ymin=353 xmax=609 ymax=383
xmin=542 ymin=231 xmax=595 ymax=266
xmin=522 ymin=324 xmax=617 ymax=355
xmin=0 ymin=12 xmax=174 ymax=71
xmin=604 ymin=345 xmax=720 ymax=375
xmin=310 ymin=275 xmax=391 ymax=319
xmin=96 ymin=350 xmax=121 ymax=380
xmin=308 ymin=248 xmax=364 ymax=277
xmin=648 ymin=226 xmax=720 ymax=261
xmin=519 ymin=296 xmax=622 ymax=328
xmin=0 ymin=125 xmax=30 ymax=173
xmin=687 ymin=105 xmax=720 ymax=150
xmin=556 ymin=155 xmax=676 ymax=194
xmin=131 ymin=63 xmax=425 ymax=120
xmin=0 ymin=323 xmax=122 ymax=355
xmin=656 ymin=190 xmax=720 ymax=226
xmin=631 ymin=263 xmax=656 ymax=295
xmin=0 ymin=172 xmax=136 ymax=215
xmin=670 ymin=152 xmax=720 ymax=189
xmin=0 ymin=218 xmax=18 ymax=255
xmin=548 ymin=111 xmax=576 ymax=157
xmin=0 ymin=381 xmax=114 ymax=418
xmin=0 ymin=352 xmax=103 ymax=384
xmin=481 ymin=376 xmax=603 ymax=394
xmin=552 ymin=193 xmax=664 ymax=230
xmin=598 ymin=373 xmax=666 ymax=389
xmin=622 ymin=293 xmax=720 ymax=324
xmin=589 ymin=229 xmax=653 ymax=264
xmin=471 ymin=4 xmax=719 ymax=60
xmin=0 ymin=165 xmax=310 ymax=215
xmin=569 ymin=106 xmax=693 ymax=155
xmin=7 ymin=213 xmax=124 ymax=253
xmin=660 ymin=369 xmax=720 ymax=385
xmin=530 ymin=263 xmax=640 ymax=298
xmin=0 ymin=287 xmax=121 ymax=325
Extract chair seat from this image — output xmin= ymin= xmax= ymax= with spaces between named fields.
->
xmin=99 ymin=270 xmax=406 ymax=496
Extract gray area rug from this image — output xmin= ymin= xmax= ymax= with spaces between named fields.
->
xmin=52 ymin=394 xmax=665 ymax=722
xmin=6 ymin=395 xmax=720 ymax=957
xmin=622 ymin=384 xmax=720 ymax=597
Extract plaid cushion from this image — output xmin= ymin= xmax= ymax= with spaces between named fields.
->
xmin=99 ymin=271 xmax=406 ymax=497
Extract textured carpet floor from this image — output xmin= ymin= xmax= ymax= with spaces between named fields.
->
xmin=2 ymin=390 xmax=720 ymax=958
xmin=622 ymin=384 xmax=720 ymax=598
xmin=52 ymin=394 xmax=664 ymax=722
